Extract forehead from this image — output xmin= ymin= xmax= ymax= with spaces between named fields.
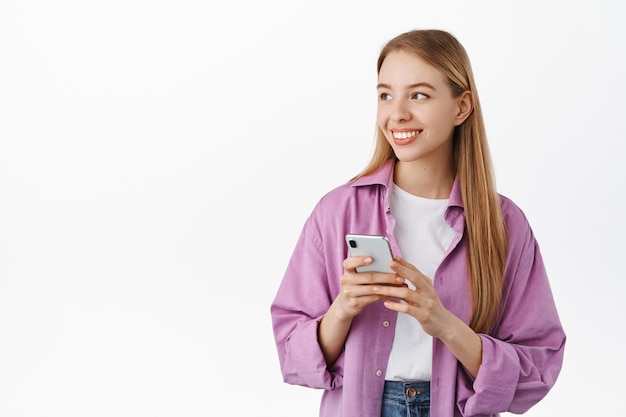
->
xmin=378 ymin=50 xmax=447 ymax=87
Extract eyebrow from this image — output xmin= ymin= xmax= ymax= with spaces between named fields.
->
xmin=376 ymin=82 xmax=436 ymax=90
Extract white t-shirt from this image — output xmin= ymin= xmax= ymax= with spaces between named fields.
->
xmin=385 ymin=183 xmax=456 ymax=381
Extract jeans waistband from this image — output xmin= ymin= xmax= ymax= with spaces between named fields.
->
xmin=383 ymin=380 xmax=431 ymax=403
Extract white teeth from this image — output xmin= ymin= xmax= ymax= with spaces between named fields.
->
xmin=393 ymin=131 xmax=418 ymax=139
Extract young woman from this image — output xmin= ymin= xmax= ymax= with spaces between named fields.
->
xmin=270 ymin=29 xmax=565 ymax=417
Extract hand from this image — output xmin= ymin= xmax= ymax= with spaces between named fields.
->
xmin=373 ymin=257 xmax=454 ymax=340
xmin=369 ymin=256 xmax=483 ymax=377
xmin=334 ymin=255 xmax=407 ymax=320
xmin=318 ymin=255 xmax=405 ymax=366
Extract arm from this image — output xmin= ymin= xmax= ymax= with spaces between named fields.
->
xmin=317 ymin=302 xmax=353 ymax=366
xmin=438 ymin=312 xmax=482 ymax=378
xmin=457 ymin=229 xmax=566 ymax=415
xmin=373 ymin=222 xmax=565 ymax=415
xmin=272 ymin=213 xmax=405 ymax=387
xmin=270 ymin=219 xmax=338 ymax=389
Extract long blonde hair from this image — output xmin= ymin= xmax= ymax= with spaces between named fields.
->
xmin=355 ymin=29 xmax=506 ymax=333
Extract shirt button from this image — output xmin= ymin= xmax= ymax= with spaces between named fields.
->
xmin=375 ymin=370 xmax=383 ymax=377
xmin=382 ymin=320 xmax=390 ymax=328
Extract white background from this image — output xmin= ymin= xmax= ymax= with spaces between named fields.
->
xmin=1 ymin=1 xmax=624 ymax=416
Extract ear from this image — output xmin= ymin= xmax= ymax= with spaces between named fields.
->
xmin=453 ymin=91 xmax=473 ymax=126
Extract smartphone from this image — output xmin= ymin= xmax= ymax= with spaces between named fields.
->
xmin=345 ymin=233 xmax=394 ymax=273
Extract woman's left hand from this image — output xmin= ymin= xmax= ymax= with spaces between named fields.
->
xmin=373 ymin=256 xmax=483 ymax=377
xmin=372 ymin=256 xmax=454 ymax=340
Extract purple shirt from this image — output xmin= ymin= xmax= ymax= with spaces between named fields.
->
xmin=270 ymin=160 xmax=565 ymax=417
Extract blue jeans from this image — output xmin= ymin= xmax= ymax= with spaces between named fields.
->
xmin=381 ymin=380 xmax=430 ymax=417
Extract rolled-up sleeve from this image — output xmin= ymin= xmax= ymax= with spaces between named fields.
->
xmin=270 ymin=207 xmax=345 ymax=390
xmin=456 ymin=218 xmax=566 ymax=416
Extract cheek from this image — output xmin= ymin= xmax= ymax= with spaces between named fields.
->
xmin=376 ymin=119 xmax=390 ymax=141
xmin=424 ymin=109 xmax=453 ymax=130
xmin=438 ymin=104 xmax=461 ymax=127
xmin=376 ymin=108 xmax=388 ymax=129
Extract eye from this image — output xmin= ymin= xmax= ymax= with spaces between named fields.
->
xmin=379 ymin=92 xmax=392 ymax=101
xmin=411 ymin=92 xmax=428 ymax=100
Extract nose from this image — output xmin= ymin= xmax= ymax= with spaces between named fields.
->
xmin=390 ymin=100 xmax=411 ymax=122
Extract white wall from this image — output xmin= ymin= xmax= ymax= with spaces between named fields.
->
xmin=1 ymin=1 xmax=623 ymax=415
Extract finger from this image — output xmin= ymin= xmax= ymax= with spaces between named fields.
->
xmin=344 ymin=258 xmax=402 ymax=285
xmin=382 ymin=299 xmax=414 ymax=314
xmin=391 ymin=256 xmax=418 ymax=272
xmin=372 ymin=283 xmax=415 ymax=303
xmin=343 ymin=256 xmax=373 ymax=273
xmin=341 ymin=270 xmax=397 ymax=291
xmin=341 ymin=282 xmax=386 ymax=300
xmin=390 ymin=257 xmax=430 ymax=290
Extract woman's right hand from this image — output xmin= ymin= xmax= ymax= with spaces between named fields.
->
xmin=335 ymin=255 xmax=406 ymax=319
xmin=318 ymin=255 xmax=404 ymax=366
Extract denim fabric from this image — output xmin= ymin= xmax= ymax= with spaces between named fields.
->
xmin=381 ymin=381 xmax=430 ymax=417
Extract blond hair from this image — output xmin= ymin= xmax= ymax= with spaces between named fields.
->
xmin=354 ymin=29 xmax=506 ymax=333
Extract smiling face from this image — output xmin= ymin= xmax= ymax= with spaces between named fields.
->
xmin=376 ymin=49 xmax=471 ymax=171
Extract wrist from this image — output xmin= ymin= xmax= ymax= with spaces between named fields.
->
xmin=327 ymin=299 xmax=355 ymax=324
xmin=439 ymin=311 xmax=471 ymax=345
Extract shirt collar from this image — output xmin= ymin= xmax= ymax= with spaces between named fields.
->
xmin=350 ymin=159 xmax=395 ymax=190
xmin=351 ymin=159 xmax=465 ymax=230
xmin=350 ymin=159 xmax=464 ymax=209
xmin=448 ymin=176 xmax=463 ymax=209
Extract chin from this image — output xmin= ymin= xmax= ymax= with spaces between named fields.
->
xmin=392 ymin=149 xmax=425 ymax=163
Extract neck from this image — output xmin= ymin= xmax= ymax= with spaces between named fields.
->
xmin=393 ymin=159 xmax=455 ymax=199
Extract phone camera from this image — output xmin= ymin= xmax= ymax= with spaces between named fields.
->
xmin=349 ymin=240 xmax=357 ymax=248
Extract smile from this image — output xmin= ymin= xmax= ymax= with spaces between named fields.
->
xmin=391 ymin=130 xmax=421 ymax=146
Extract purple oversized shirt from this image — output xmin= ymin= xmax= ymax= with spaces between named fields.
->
xmin=270 ymin=160 xmax=565 ymax=417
